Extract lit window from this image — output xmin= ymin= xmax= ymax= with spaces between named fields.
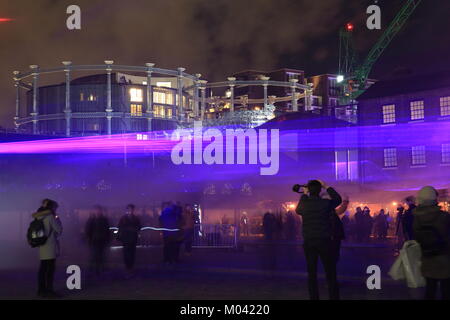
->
xmin=411 ymin=146 xmax=426 ymax=165
xmin=80 ymin=92 xmax=84 ymax=101
xmin=167 ymin=108 xmax=173 ymax=118
xmin=88 ymin=94 xmax=96 ymax=101
xmin=129 ymin=88 xmax=143 ymax=102
xmin=130 ymin=104 xmax=142 ymax=116
xmin=440 ymin=96 xmax=450 ymax=116
xmin=156 ymin=82 xmax=171 ymax=88
xmin=153 ymin=90 xmax=174 ymax=105
xmin=382 ymin=104 xmax=395 ymax=123
xmin=410 ymin=100 xmax=424 ymax=120
xmin=154 ymin=105 xmax=165 ymax=118
xmin=383 ymin=148 xmax=397 ymax=167
xmin=442 ymin=144 xmax=450 ymax=163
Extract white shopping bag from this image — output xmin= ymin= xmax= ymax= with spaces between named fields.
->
xmin=401 ymin=240 xmax=426 ymax=288
xmin=388 ymin=240 xmax=426 ymax=288
xmin=388 ymin=254 xmax=405 ymax=280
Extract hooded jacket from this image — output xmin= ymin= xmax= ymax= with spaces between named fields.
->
xmin=413 ymin=205 xmax=450 ymax=279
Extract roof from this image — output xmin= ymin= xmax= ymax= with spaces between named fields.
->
xmin=258 ymin=111 xmax=353 ymax=131
xmin=357 ymin=69 xmax=450 ymax=100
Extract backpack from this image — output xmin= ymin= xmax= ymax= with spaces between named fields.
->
xmin=27 ymin=218 xmax=51 ymax=248
xmin=415 ymin=224 xmax=448 ymax=257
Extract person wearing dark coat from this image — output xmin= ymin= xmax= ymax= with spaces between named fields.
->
xmin=332 ymin=196 xmax=349 ymax=263
xmin=403 ymin=196 xmax=416 ymax=241
xmin=118 ymin=204 xmax=142 ymax=276
xmin=85 ymin=205 xmax=110 ymax=275
xmin=413 ymin=186 xmax=450 ymax=300
xmin=354 ymin=207 xmax=364 ymax=242
xmin=159 ymin=202 xmax=184 ymax=264
xmin=295 ymin=179 xmax=342 ymax=300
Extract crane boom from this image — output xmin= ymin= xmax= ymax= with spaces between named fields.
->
xmin=339 ymin=0 xmax=422 ymax=104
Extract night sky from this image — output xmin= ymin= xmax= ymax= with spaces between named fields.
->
xmin=0 ymin=0 xmax=448 ymax=128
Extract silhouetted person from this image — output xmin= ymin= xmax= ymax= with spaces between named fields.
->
xmin=374 ymin=209 xmax=389 ymax=240
xmin=32 ymin=199 xmax=62 ymax=298
xmin=85 ymin=205 xmax=110 ymax=275
xmin=413 ymin=186 xmax=450 ymax=300
xmin=183 ymin=204 xmax=195 ymax=255
xmin=403 ymin=196 xmax=416 ymax=241
xmin=354 ymin=207 xmax=364 ymax=242
xmin=263 ymin=212 xmax=277 ymax=241
xmin=159 ymin=202 xmax=184 ymax=264
xmin=240 ymin=212 xmax=249 ymax=236
xmin=332 ymin=196 xmax=349 ymax=263
xmin=118 ymin=204 xmax=141 ymax=277
xmin=295 ymin=180 xmax=342 ymax=300
xmin=362 ymin=206 xmax=373 ymax=241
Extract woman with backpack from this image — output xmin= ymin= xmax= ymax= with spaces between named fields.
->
xmin=413 ymin=186 xmax=450 ymax=300
xmin=31 ymin=199 xmax=63 ymax=298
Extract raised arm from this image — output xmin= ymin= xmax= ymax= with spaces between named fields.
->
xmin=32 ymin=209 xmax=52 ymax=219
xmin=335 ymin=196 xmax=349 ymax=215
xmin=326 ymin=187 xmax=342 ymax=209
xmin=295 ymin=194 xmax=309 ymax=216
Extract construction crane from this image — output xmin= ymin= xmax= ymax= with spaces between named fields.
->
xmin=338 ymin=0 xmax=422 ymax=105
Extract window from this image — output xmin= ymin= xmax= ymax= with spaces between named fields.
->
xmin=130 ymin=104 xmax=142 ymax=116
xmin=440 ymin=96 xmax=450 ymax=116
xmin=80 ymin=92 xmax=84 ymax=101
xmin=129 ymin=88 xmax=143 ymax=102
xmin=154 ymin=105 xmax=165 ymax=118
xmin=153 ymin=90 xmax=174 ymax=105
xmin=87 ymin=94 xmax=97 ymax=101
xmin=411 ymin=146 xmax=426 ymax=165
xmin=382 ymin=104 xmax=396 ymax=123
xmin=442 ymin=144 xmax=450 ymax=163
xmin=383 ymin=148 xmax=397 ymax=167
xmin=156 ymin=81 xmax=172 ymax=88
xmin=167 ymin=107 xmax=173 ymax=118
xmin=410 ymin=100 xmax=424 ymax=120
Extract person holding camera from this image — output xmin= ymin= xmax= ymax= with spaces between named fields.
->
xmin=294 ymin=179 xmax=342 ymax=300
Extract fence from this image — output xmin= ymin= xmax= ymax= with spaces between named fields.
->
xmin=192 ymin=224 xmax=237 ymax=248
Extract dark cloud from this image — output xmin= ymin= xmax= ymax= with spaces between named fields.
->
xmin=0 ymin=0 xmax=448 ymax=127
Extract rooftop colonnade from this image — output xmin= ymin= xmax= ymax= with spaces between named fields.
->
xmin=13 ymin=62 xmax=313 ymax=136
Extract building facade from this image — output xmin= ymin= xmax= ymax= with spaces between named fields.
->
xmin=357 ymin=70 xmax=450 ymax=191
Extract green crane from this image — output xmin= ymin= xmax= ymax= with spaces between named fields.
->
xmin=338 ymin=0 xmax=422 ymax=105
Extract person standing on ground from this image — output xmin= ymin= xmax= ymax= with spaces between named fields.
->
xmin=403 ymin=196 xmax=416 ymax=241
xmin=85 ymin=205 xmax=111 ymax=276
xmin=183 ymin=204 xmax=196 ymax=255
xmin=295 ymin=179 xmax=342 ymax=300
xmin=118 ymin=204 xmax=142 ymax=278
xmin=32 ymin=199 xmax=63 ymax=298
xmin=354 ymin=207 xmax=364 ymax=242
xmin=413 ymin=186 xmax=450 ymax=300
xmin=333 ymin=195 xmax=349 ymax=263
xmin=159 ymin=202 xmax=184 ymax=265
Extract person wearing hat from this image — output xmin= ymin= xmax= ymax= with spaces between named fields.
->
xmin=413 ymin=186 xmax=450 ymax=300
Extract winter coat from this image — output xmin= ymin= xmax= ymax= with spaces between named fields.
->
xmin=413 ymin=205 xmax=450 ymax=279
xmin=118 ymin=214 xmax=141 ymax=245
xmin=38 ymin=214 xmax=63 ymax=260
xmin=296 ymin=187 xmax=342 ymax=241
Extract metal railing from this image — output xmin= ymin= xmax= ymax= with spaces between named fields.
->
xmin=192 ymin=224 xmax=237 ymax=248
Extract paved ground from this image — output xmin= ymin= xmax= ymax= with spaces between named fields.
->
xmin=0 ymin=238 xmax=426 ymax=300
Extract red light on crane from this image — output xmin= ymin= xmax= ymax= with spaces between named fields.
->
xmin=0 ymin=18 xmax=14 ymax=22
xmin=345 ymin=22 xmax=354 ymax=32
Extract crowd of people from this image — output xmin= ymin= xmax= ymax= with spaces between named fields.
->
xmin=29 ymin=200 xmax=199 ymax=298
xmin=27 ymin=181 xmax=450 ymax=301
